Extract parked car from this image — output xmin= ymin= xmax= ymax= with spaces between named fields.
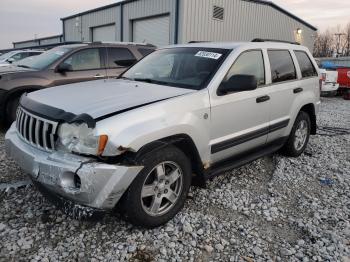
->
xmin=0 ymin=50 xmax=43 ymax=66
xmin=315 ymin=60 xmax=339 ymax=96
xmin=0 ymin=42 xmax=155 ymax=124
xmin=319 ymin=68 xmax=339 ymax=96
xmin=336 ymin=67 xmax=350 ymax=100
xmin=5 ymin=41 xmax=320 ymax=227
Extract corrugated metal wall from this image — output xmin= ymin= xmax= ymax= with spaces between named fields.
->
xmin=179 ymin=0 xmax=316 ymax=51
xmin=14 ymin=41 xmax=39 ymax=49
xmin=62 ymin=0 xmax=316 ymax=50
xmin=13 ymin=36 xmax=62 ymax=49
xmin=63 ymin=6 xmax=120 ymax=42
xmin=40 ymin=36 xmax=62 ymax=45
xmin=122 ymin=0 xmax=176 ymax=43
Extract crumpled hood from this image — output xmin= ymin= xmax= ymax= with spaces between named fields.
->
xmin=0 ymin=65 xmax=35 ymax=74
xmin=28 ymin=79 xmax=195 ymax=119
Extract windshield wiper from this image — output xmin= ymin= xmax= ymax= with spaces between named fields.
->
xmin=16 ymin=64 xmax=31 ymax=69
xmin=133 ymin=78 xmax=169 ymax=85
xmin=133 ymin=78 xmax=155 ymax=83
xmin=118 ymin=76 xmax=132 ymax=80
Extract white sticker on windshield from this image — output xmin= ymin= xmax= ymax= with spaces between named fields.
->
xmin=195 ymin=51 xmax=222 ymax=60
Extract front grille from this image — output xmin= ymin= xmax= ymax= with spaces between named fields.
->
xmin=16 ymin=107 xmax=58 ymax=151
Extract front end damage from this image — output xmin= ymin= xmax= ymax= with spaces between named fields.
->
xmin=5 ymin=124 xmax=143 ymax=218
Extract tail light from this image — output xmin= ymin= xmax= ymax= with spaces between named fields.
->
xmin=321 ymin=73 xmax=326 ymax=81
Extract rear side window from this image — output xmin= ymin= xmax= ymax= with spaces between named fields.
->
xmin=294 ymin=51 xmax=318 ymax=78
xmin=107 ymin=48 xmax=136 ymax=68
xmin=224 ymin=50 xmax=265 ymax=86
xmin=138 ymin=48 xmax=155 ymax=56
xmin=268 ymin=50 xmax=296 ymax=83
xmin=29 ymin=52 xmax=41 ymax=56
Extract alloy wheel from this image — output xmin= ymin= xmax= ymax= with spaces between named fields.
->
xmin=141 ymin=161 xmax=183 ymax=216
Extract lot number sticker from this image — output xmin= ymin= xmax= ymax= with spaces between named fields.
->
xmin=195 ymin=51 xmax=222 ymax=60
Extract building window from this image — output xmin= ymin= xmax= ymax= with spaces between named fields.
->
xmin=213 ymin=6 xmax=224 ymax=21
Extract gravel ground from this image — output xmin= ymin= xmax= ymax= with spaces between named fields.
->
xmin=0 ymin=97 xmax=349 ymax=262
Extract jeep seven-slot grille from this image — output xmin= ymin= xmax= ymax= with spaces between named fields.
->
xmin=16 ymin=107 xmax=58 ymax=151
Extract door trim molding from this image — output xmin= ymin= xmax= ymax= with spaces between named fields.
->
xmin=211 ymin=119 xmax=289 ymax=154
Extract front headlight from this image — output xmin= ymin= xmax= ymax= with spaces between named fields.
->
xmin=57 ymin=123 xmax=108 ymax=156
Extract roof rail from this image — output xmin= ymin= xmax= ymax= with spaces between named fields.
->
xmin=251 ymin=38 xmax=300 ymax=45
xmin=89 ymin=41 xmax=156 ymax=47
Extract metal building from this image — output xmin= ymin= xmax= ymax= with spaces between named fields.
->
xmin=61 ymin=0 xmax=317 ymax=51
xmin=13 ymin=35 xmax=63 ymax=49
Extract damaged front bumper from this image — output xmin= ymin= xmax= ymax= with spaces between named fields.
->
xmin=5 ymin=124 xmax=143 ymax=216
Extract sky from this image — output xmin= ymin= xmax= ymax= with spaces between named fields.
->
xmin=0 ymin=0 xmax=349 ymax=49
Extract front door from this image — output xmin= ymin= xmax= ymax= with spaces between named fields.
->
xmin=52 ymin=48 xmax=107 ymax=86
xmin=209 ymin=50 xmax=270 ymax=163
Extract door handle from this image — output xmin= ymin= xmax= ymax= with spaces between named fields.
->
xmin=293 ymin=87 xmax=303 ymax=94
xmin=94 ymin=74 xmax=105 ymax=78
xmin=256 ymin=95 xmax=270 ymax=103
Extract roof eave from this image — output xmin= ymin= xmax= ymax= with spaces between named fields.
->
xmin=242 ymin=0 xmax=317 ymax=31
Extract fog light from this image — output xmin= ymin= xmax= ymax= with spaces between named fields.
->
xmin=60 ymin=171 xmax=81 ymax=191
xmin=74 ymin=174 xmax=81 ymax=189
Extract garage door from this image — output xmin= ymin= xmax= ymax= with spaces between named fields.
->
xmin=92 ymin=24 xmax=116 ymax=42
xmin=133 ymin=16 xmax=170 ymax=47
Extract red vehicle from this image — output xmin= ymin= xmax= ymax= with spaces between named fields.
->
xmin=337 ymin=67 xmax=350 ymax=99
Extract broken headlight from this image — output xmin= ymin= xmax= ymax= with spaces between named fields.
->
xmin=57 ymin=123 xmax=108 ymax=156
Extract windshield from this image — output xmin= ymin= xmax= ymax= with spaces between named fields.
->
xmin=15 ymin=47 xmax=73 ymax=70
xmin=0 ymin=51 xmax=17 ymax=61
xmin=122 ymin=47 xmax=230 ymax=90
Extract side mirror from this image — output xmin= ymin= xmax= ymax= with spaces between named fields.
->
xmin=218 ymin=74 xmax=257 ymax=95
xmin=7 ymin=58 xmax=15 ymax=64
xmin=114 ymin=59 xmax=137 ymax=67
xmin=56 ymin=63 xmax=72 ymax=73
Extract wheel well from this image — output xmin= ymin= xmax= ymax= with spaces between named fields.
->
xmin=300 ymin=103 xmax=317 ymax=135
xmin=5 ymin=87 xmax=39 ymax=109
xmin=130 ymin=134 xmax=206 ymax=187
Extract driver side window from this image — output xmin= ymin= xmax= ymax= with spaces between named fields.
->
xmin=63 ymin=48 xmax=101 ymax=71
xmin=223 ymin=50 xmax=265 ymax=87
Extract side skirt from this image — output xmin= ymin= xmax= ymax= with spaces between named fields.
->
xmin=204 ymin=137 xmax=288 ymax=180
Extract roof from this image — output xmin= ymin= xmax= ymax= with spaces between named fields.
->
xmin=242 ymin=0 xmax=317 ymax=31
xmin=166 ymin=41 xmax=309 ymax=50
xmin=61 ymin=0 xmax=135 ymax=20
xmin=60 ymin=0 xmax=317 ymax=31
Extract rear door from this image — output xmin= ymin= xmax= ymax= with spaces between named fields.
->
xmin=105 ymin=47 xmax=137 ymax=78
xmin=209 ymin=49 xmax=270 ymax=162
xmin=52 ymin=48 xmax=106 ymax=86
xmin=265 ymin=49 xmax=300 ymax=143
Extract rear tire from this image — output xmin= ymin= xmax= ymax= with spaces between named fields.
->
xmin=281 ymin=111 xmax=311 ymax=157
xmin=6 ymin=95 xmax=21 ymax=125
xmin=119 ymin=145 xmax=192 ymax=228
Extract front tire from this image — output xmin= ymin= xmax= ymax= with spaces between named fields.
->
xmin=281 ymin=111 xmax=311 ymax=157
xmin=120 ymin=145 xmax=192 ymax=228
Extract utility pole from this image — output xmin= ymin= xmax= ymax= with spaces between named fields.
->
xmin=334 ymin=33 xmax=345 ymax=57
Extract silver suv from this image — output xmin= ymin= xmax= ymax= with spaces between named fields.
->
xmin=5 ymin=41 xmax=320 ymax=227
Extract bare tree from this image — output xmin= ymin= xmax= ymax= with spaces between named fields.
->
xmin=313 ymin=30 xmax=334 ymax=57
xmin=313 ymin=22 xmax=350 ymax=57
xmin=344 ymin=23 xmax=350 ymax=56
